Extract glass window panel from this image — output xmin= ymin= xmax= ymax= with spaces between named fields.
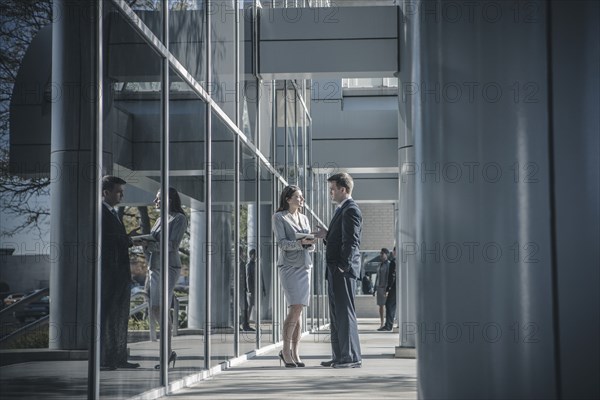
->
xmin=102 ymin=3 xmax=164 ymax=396
xmin=258 ymin=162 xmax=274 ymax=347
xmin=240 ymin=2 xmax=257 ymax=144
xmin=211 ymin=0 xmax=236 ymax=121
xmin=286 ymin=83 xmax=297 ymax=184
xmin=169 ymin=0 xmax=207 ymax=88
xmin=239 ymin=142 xmax=258 ymax=353
xmin=258 ymin=81 xmax=275 ymax=161
xmin=297 ymin=93 xmax=306 ymax=190
xmin=275 ymin=85 xmax=286 ymax=176
xmin=209 ymin=110 xmax=236 ymax=367
xmin=126 ymin=0 xmax=163 ymax=41
xmin=168 ymin=68 xmax=207 ymax=377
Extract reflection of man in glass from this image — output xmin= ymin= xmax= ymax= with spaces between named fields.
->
xmin=246 ymin=249 xmax=265 ymax=331
xmin=239 ymin=247 xmax=253 ymax=332
xmin=101 ymin=176 xmax=139 ymax=370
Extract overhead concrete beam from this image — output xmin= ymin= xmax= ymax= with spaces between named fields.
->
xmin=259 ymin=6 xmax=398 ymax=79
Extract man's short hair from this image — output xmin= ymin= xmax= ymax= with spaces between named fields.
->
xmin=249 ymin=249 xmax=256 ymax=257
xmin=327 ymin=172 xmax=354 ymax=194
xmin=381 ymin=248 xmax=390 ymax=255
xmin=102 ymin=175 xmax=126 ymax=192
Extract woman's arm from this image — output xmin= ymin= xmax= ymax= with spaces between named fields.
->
xmin=168 ymin=213 xmax=187 ymax=251
xmin=303 ymin=214 xmax=316 ymax=252
xmin=272 ymin=213 xmax=302 ymax=251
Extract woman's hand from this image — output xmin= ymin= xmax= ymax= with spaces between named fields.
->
xmin=300 ymin=238 xmax=315 ymax=246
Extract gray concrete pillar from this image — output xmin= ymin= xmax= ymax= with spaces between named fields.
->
xmin=398 ymin=148 xmax=416 ymax=348
xmin=259 ymin=204 xmax=273 ymax=320
xmin=188 ymin=208 xmax=206 ymax=329
xmin=49 ymin=0 xmax=98 ymax=350
xmin=549 ymin=2 xmax=599 ymax=398
xmin=246 ymin=203 xmax=257 ymax=321
xmin=212 ymin=206 xmax=234 ymax=328
xmin=405 ymin=1 xmax=557 ymax=398
xmin=397 ymin=3 xmax=417 ymax=350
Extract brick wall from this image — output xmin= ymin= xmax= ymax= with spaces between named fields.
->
xmin=357 ymin=203 xmax=395 ymax=251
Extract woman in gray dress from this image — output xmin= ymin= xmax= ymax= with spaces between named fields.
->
xmin=140 ymin=187 xmax=188 ymax=368
xmin=272 ymin=185 xmax=315 ymax=367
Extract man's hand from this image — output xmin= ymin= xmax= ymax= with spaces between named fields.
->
xmin=312 ymin=225 xmax=327 ymax=239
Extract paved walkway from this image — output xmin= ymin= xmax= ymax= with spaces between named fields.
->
xmin=159 ymin=318 xmax=417 ymax=399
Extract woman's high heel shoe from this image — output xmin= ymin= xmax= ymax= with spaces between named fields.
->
xmin=155 ymin=351 xmax=177 ymax=370
xmin=278 ymin=351 xmax=297 ymax=368
xmin=292 ymin=354 xmax=305 ymax=367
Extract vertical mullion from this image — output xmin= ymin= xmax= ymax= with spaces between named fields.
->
xmin=234 ymin=0 xmax=241 ymax=357
xmin=159 ymin=0 xmax=170 ymax=386
xmin=205 ymin=0 xmax=213 ymax=371
xmin=284 ymin=82 xmax=288 ymax=181
xmin=89 ymin=0 xmax=103 ymax=398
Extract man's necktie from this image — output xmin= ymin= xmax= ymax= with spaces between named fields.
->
xmin=111 ymin=208 xmax=122 ymax=224
xmin=332 ymin=206 xmax=342 ymax=219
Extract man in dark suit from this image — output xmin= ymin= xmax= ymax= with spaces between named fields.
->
xmin=315 ymin=172 xmax=363 ymax=368
xmin=101 ymin=176 xmax=138 ymax=370
xmin=379 ymin=246 xmax=397 ymax=331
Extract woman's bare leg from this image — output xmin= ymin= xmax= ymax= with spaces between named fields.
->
xmin=282 ymin=304 xmax=303 ymax=363
xmin=291 ymin=310 xmax=303 ymax=364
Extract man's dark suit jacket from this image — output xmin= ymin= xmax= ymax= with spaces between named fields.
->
xmin=386 ymin=257 xmax=396 ymax=293
xmin=102 ymin=204 xmax=131 ymax=283
xmin=325 ymin=198 xmax=362 ymax=279
xmin=100 ymin=203 xmax=132 ymax=366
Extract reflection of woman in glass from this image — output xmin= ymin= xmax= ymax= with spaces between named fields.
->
xmin=272 ymin=185 xmax=315 ymax=367
xmin=143 ymin=187 xmax=187 ymax=369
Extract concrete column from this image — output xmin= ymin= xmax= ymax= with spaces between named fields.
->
xmin=49 ymin=0 xmax=99 ymax=350
xmin=246 ymin=203 xmax=257 ymax=322
xmin=259 ymin=204 xmax=273 ymax=320
xmin=247 ymin=203 xmax=257 ymax=250
xmin=188 ymin=208 xmax=206 ymax=329
xmin=406 ymin=1 xmax=557 ymax=398
xmin=397 ymin=148 xmax=416 ymax=349
xmin=211 ymin=205 xmax=234 ymax=328
xmin=397 ymin=3 xmax=417 ymax=351
xmin=549 ymin=2 xmax=599 ymax=398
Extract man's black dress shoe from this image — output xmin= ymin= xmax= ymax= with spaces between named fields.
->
xmin=332 ymin=361 xmax=362 ymax=369
xmin=320 ymin=360 xmax=335 ymax=367
xmin=117 ymin=362 xmax=141 ymax=369
xmin=377 ymin=326 xmax=392 ymax=331
xmin=100 ymin=365 xmax=116 ymax=371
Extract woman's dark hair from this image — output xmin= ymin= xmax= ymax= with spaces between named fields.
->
xmin=276 ymin=185 xmax=301 ymax=212
xmin=167 ymin=187 xmax=185 ymax=215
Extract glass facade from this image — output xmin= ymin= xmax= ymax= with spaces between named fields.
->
xmin=0 ymin=0 xmax=327 ymax=398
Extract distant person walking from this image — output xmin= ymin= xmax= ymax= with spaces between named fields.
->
xmin=374 ymin=248 xmax=390 ymax=329
xmin=379 ymin=247 xmax=397 ymax=331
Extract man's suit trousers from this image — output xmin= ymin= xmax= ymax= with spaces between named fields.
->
xmin=327 ymin=267 xmax=362 ymax=363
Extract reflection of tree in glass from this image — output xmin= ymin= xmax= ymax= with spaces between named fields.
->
xmin=0 ymin=1 xmax=52 ymax=238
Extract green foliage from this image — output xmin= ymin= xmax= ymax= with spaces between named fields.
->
xmin=7 ymin=327 xmax=49 ymax=349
